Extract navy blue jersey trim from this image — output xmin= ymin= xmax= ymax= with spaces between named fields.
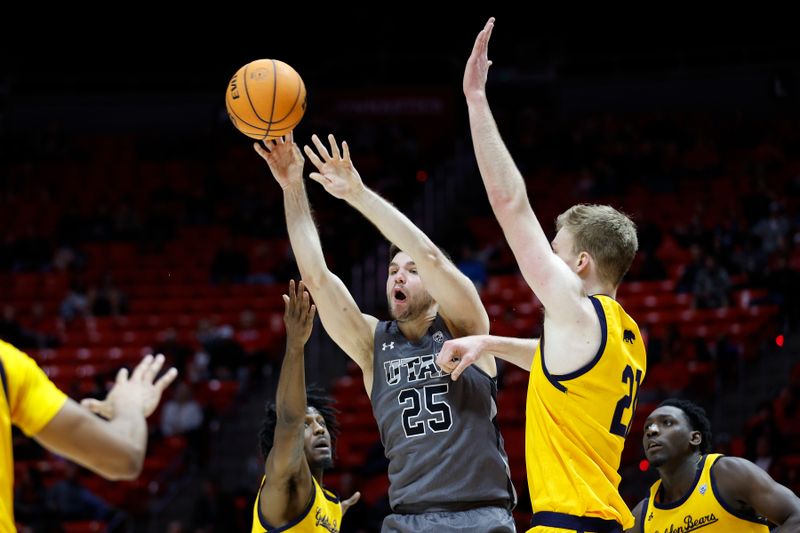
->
xmin=640 ymin=497 xmax=650 ymax=527
xmin=540 ymin=295 xmax=608 ymax=392
xmin=0 ymin=357 xmax=8 ymax=406
xmin=322 ymin=485 xmax=340 ymax=504
xmin=710 ymin=456 xmax=770 ymax=526
xmin=539 ymin=333 xmax=567 ymax=392
xmin=653 ymin=455 xmax=707 ymax=510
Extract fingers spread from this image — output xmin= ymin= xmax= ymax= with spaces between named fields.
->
xmin=328 ymin=134 xmax=341 ymax=159
xmin=303 ymin=145 xmax=325 ymax=170
xmin=154 ymin=367 xmax=179 ymax=393
xmin=311 ymin=134 xmax=332 ymax=161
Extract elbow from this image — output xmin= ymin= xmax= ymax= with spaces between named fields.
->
xmin=102 ymin=446 xmax=144 ymax=481
xmin=488 ymin=191 xmax=523 ymax=212
xmin=299 ymin=270 xmax=325 ymax=292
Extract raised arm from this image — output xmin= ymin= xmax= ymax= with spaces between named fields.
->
xmin=437 ymin=335 xmax=538 ymax=380
xmin=464 ymin=18 xmax=585 ymax=316
xmin=303 ymin=134 xmax=489 ymax=339
xmin=713 ymin=456 xmax=800 ymax=531
xmin=260 ymin=280 xmax=317 ymax=523
xmin=35 ymin=354 xmax=177 ymax=480
xmin=255 ymin=136 xmax=377 ymax=382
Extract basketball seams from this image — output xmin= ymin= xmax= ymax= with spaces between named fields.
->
xmin=271 ymin=70 xmax=303 ymax=123
xmin=243 ymin=61 xmax=273 ymax=127
xmin=226 ymin=58 xmax=305 ymax=140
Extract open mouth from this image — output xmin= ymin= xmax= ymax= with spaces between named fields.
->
xmin=648 ymin=442 xmax=662 ymax=451
xmin=393 ymin=289 xmax=407 ymax=301
xmin=314 ymin=441 xmax=330 ymax=450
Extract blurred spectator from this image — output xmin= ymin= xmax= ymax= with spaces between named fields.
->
xmin=693 ymin=255 xmax=731 ymax=308
xmin=676 ymin=244 xmax=705 ymax=294
xmin=456 ymin=244 xmax=490 ymax=290
xmin=59 ymin=281 xmax=90 ymax=321
xmin=14 ymin=468 xmax=50 ymax=526
xmin=753 ymin=202 xmax=789 ymax=254
xmin=46 ymin=462 xmax=121 ymax=522
xmin=160 ymin=382 xmax=204 ymax=438
xmin=88 ymin=273 xmax=129 ymax=317
xmin=154 ymin=327 xmax=195 ymax=376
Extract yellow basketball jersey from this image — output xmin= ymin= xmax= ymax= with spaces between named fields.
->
xmin=1 ymin=340 xmax=67 ymax=532
xmin=642 ymin=454 xmax=769 ymax=532
xmin=251 ymin=475 xmax=342 ymax=533
xmin=526 ymin=295 xmax=646 ymax=530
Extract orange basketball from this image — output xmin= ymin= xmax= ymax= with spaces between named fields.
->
xmin=225 ymin=59 xmax=307 ymax=140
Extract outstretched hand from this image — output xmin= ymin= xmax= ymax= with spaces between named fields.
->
xmin=81 ymin=354 xmax=178 ymax=419
xmin=436 ymin=336 xmax=488 ymax=381
xmin=341 ymin=491 xmax=361 ymax=515
xmin=283 ymin=279 xmax=316 ymax=345
xmin=253 ymin=132 xmax=305 ymax=190
xmin=303 ymin=134 xmax=364 ymax=201
xmin=464 ymin=17 xmax=495 ymax=101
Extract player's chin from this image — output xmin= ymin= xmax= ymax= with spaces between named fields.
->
xmin=644 ymin=451 xmax=666 ymax=468
xmin=314 ymin=454 xmax=334 ymax=471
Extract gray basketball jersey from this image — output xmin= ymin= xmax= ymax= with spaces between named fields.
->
xmin=371 ymin=315 xmax=516 ymax=514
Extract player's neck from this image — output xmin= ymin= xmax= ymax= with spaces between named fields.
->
xmin=584 ymin=279 xmax=616 ymax=299
xmin=396 ymin=309 xmax=437 ymax=342
xmin=658 ymin=452 xmax=704 ymax=502
xmin=312 ymin=467 xmax=324 ymax=486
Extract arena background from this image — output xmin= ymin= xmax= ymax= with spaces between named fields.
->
xmin=2 ymin=11 xmax=799 ymax=532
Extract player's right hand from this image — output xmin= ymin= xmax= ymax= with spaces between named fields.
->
xmin=82 ymin=354 xmax=178 ymax=419
xmin=283 ymin=280 xmax=316 ymax=345
xmin=254 ymin=132 xmax=305 ymax=190
xmin=437 ymin=336 xmax=487 ymax=381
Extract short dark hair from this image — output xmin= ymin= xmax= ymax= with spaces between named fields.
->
xmin=388 ymin=243 xmax=453 ymax=264
xmin=258 ymin=386 xmax=340 ymax=460
xmin=658 ymin=398 xmax=713 ymax=455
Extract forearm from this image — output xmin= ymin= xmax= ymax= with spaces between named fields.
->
xmin=37 ymin=401 xmax=147 ymax=480
xmin=774 ymin=516 xmax=800 ymax=532
xmin=275 ymin=339 xmax=307 ymax=423
xmin=348 ymin=186 xmax=438 ymax=262
xmin=104 ymin=405 xmax=147 ymax=476
xmin=283 ymin=183 xmax=330 ymax=285
xmin=482 ymin=335 xmax=537 ymax=371
xmin=467 ymin=96 xmax=528 ymax=213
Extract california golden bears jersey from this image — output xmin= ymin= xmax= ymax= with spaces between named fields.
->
xmin=526 ymin=295 xmax=646 ymax=530
xmin=642 ymin=454 xmax=769 ymax=532
xmin=1 ymin=340 xmax=68 ymax=532
xmin=251 ymin=475 xmax=342 ymax=533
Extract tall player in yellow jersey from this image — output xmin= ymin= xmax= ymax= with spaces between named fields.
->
xmin=627 ymin=399 xmax=800 ymax=532
xmin=252 ymin=280 xmax=360 ymax=533
xmin=1 ymin=342 xmax=177 ymax=531
xmin=437 ymin=17 xmax=646 ymax=532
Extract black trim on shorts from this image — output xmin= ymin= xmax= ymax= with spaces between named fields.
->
xmin=531 ymin=511 xmax=622 ymax=532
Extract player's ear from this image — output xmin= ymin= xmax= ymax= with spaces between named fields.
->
xmin=689 ymin=430 xmax=702 ymax=448
xmin=576 ymin=251 xmax=591 ymax=273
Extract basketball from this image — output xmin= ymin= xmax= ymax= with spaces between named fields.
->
xmin=225 ymin=59 xmax=307 ymax=140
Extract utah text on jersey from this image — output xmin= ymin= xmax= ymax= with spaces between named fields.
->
xmin=383 ymin=354 xmax=449 ymax=385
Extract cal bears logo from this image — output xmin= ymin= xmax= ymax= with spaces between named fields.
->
xmin=623 ymin=330 xmax=636 ymax=344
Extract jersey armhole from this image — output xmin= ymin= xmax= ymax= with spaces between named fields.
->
xmin=540 ymin=296 xmax=608 ymax=392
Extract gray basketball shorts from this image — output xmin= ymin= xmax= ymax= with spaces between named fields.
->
xmin=381 ymin=506 xmax=516 ymax=532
